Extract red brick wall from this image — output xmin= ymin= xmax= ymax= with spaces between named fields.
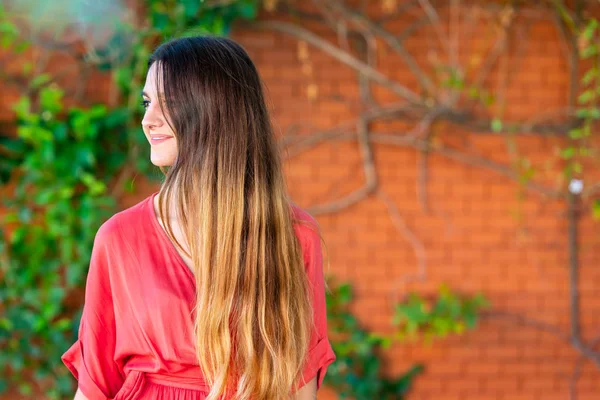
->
xmin=3 ymin=3 xmax=600 ymax=399
xmin=228 ymin=6 xmax=600 ymax=400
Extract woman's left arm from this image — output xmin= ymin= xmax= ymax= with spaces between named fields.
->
xmin=292 ymin=377 xmax=317 ymax=399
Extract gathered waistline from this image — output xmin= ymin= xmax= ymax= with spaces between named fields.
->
xmin=114 ymin=370 xmax=211 ymax=399
xmin=145 ymin=371 xmax=211 ymax=391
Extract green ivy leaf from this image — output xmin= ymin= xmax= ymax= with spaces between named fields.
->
xmin=491 ymin=118 xmax=503 ymax=132
xmin=582 ymin=19 xmax=598 ymax=40
xmin=12 ymin=96 xmax=31 ymax=119
xmin=29 ymin=73 xmax=52 ymax=89
xmin=593 ymin=200 xmax=600 ymax=220
xmin=582 ymin=66 xmax=598 ymax=85
xmin=582 ymin=43 xmax=598 ymax=59
xmin=40 ymin=86 xmax=64 ymax=114
xmin=578 ymin=89 xmax=595 ymax=104
xmin=468 ymin=86 xmax=479 ymax=98
xmin=0 ymin=21 xmax=18 ymax=48
xmin=18 ymin=383 xmax=32 ymax=396
xmin=568 ymin=128 xmax=583 ymax=139
xmin=560 ymin=147 xmax=575 ymax=159
xmin=0 ymin=318 xmax=14 ymax=330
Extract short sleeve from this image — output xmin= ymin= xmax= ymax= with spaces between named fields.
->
xmin=61 ymin=220 xmax=126 ymax=400
xmin=294 ymin=217 xmax=336 ymax=391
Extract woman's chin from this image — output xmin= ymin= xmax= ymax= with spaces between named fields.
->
xmin=150 ymin=155 xmax=175 ymax=167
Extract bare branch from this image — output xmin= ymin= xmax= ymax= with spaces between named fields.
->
xmin=279 ymin=123 xmax=355 ymax=159
xmin=472 ymin=12 xmax=514 ymax=90
xmin=571 ymin=338 xmax=600 ymax=369
xmin=582 ymin=182 xmax=600 ymax=198
xmin=327 ymin=0 xmax=437 ymax=96
xmin=405 ymin=107 xmax=445 ymax=140
xmin=417 ymin=0 xmax=452 ymax=63
xmin=306 ymin=178 xmax=374 ymax=215
xmin=397 ymin=15 xmax=432 ymax=43
xmin=481 ymin=310 xmax=569 ymax=341
xmin=377 ymin=189 xmax=427 ymax=303
xmin=307 ymin=29 xmax=379 ymax=215
xmin=417 ymin=130 xmax=433 ymax=213
xmin=247 ymin=20 xmax=425 ymax=105
xmin=550 ymin=5 xmax=579 ymax=111
xmin=355 ymin=32 xmax=378 ymax=190
xmin=482 ymin=310 xmax=600 ymax=370
xmin=368 ymin=132 xmax=563 ymax=199
xmin=376 ymin=0 xmax=422 ymax=23
xmin=567 ymin=191 xmax=582 ymax=342
xmin=570 ymin=333 xmax=600 ymax=400
xmin=305 ymin=115 xmax=378 ymax=218
xmin=450 ymin=0 xmax=461 ymax=71
xmin=310 ymin=0 xmax=351 ymax=52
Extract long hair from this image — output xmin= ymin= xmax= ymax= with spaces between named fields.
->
xmin=148 ymin=36 xmax=314 ymax=399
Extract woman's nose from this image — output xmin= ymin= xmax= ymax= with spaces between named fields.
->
xmin=141 ymin=107 xmax=164 ymax=131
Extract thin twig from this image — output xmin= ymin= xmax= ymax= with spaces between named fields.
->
xmin=279 ymin=124 xmax=355 ymax=159
xmin=450 ymin=0 xmax=461 ymax=77
xmin=377 ymin=189 xmax=427 ymax=304
xmin=310 ymin=0 xmax=351 ymax=52
xmin=417 ymin=129 xmax=433 ymax=213
xmin=417 ymin=0 xmax=452 ymax=63
xmin=375 ymin=0 xmax=423 ymax=23
xmin=550 ymin=5 xmax=579 ymax=112
xmin=480 ymin=310 xmax=569 ymax=341
xmin=472 ymin=11 xmax=514 ymax=90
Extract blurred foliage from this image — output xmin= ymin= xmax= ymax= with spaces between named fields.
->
xmin=0 ymin=89 xmax=119 ymax=397
xmin=392 ymin=283 xmax=489 ymax=344
xmin=325 ymin=280 xmax=424 ymax=399
xmin=324 ymin=279 xmax=488 ymax=399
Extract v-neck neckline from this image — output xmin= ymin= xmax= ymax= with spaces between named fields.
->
xmin=147 ymin=191 xmax=196 ymax=283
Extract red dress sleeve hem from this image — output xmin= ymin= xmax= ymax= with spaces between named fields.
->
xmin=62 ymin=340 xmax=111 ymax=400
xmin=299 ymin=335 xmax=336 ymax=390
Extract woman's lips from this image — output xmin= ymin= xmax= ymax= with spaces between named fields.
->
xmin=150 ymin=135 xmax=173 ymax=144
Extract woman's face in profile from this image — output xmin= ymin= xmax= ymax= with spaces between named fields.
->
xmin=141 ymin=63 xmax=178 ymax=167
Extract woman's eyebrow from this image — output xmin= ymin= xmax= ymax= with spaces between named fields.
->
xmin=141 ymin=90 xmax=165 ymax=98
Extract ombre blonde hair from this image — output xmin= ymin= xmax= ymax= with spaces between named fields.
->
xmin=149 ymin=36 xmax=315 ymax=399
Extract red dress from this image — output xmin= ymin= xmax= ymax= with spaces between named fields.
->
xmin=61 ymin=191 xmax=336 ymax=399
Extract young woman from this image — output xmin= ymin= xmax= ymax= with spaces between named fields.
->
xmin=62 ymin=36 xmax=335 ymax=400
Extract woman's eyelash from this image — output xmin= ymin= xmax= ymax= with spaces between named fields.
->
xmin=141 ymin=100 xmax=150 ymax=109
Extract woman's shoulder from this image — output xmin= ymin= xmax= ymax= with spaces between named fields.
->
xmin=289 ymin=203 xmax=321 ymax=250
xmin=289 ymin=204 xmax=325 ymax=280
xmin=93 ymin=194 xmax=153 ymax=246
xmin=290 ymin=202 xmax=319 ymax=229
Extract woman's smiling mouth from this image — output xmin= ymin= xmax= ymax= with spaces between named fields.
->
xmin=150 ymin=135 xmax=173 ymax=144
